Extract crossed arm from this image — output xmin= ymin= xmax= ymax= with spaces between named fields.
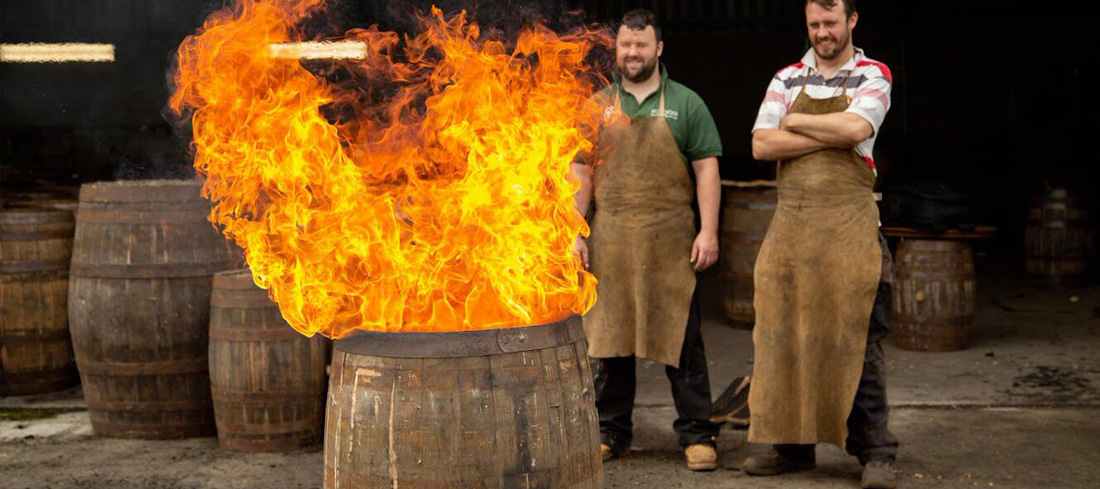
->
xmin=751 ymin=112 xmax=873 ymax=161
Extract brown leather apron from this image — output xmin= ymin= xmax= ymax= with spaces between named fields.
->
xmin=583 ymin=86 xmax=697 ymax=368
xmin=747 ymin=72 xmax=882 ymax=447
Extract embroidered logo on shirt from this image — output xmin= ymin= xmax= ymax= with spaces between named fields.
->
xmin=650 ymin=108 xmax=678 ymax=120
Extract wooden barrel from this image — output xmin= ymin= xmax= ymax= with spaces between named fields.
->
xmin=325 ymin=317 xmax=601 ymax=489
xmin=719 ymin=184 xmax=777 ymax=328
xmin=209 ymin=270 xmax=328 ymax=452
xmin=1025 ymin=188 xmax=1094 ymax=285
xmin=69 ymin=179 xmax=234 ymax=438
xmin=892 ymin=239 xmax=975 ymax=351
xmin=0 ymin=209 xmax=79 ymax=395
xmin=9 ymin=198 xmax=81 ymax=214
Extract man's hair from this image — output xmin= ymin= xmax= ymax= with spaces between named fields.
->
xmin=806 ymin=0 xmax=856 ymax=17
xmin=619 ymin=9 xmax=661 ymax=42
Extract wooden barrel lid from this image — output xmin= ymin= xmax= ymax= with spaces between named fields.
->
xmin=78 ymin=179 xmax=205 ymax=204
xmin=335 ymin=315 xmax=584 ymax=358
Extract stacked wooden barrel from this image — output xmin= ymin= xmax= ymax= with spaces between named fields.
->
xmin=0 ymin=209 xmax=79 ymax=395
xmin=718 ymin=183 xmax=777 ymax=328
xmin=325 ymin=317 xmax=602 ymax=489
xmin=1025 ymin=188 xmax=1094 ymax=285
xmin=208 ymin=270 xmax=329 ymax=452
xmin=68 ymin=180 xmax=235 ymax=438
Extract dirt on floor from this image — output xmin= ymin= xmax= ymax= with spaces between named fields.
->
xmin=2 ymin=269 xmax=1099 ymax=489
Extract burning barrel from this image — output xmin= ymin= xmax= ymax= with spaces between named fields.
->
xmin=324 ymin=317 xmax=602 ymax=489
xmin=209 ymin=270 xmax=329 ymax=452
xmin=0 ymin=208 xmax=79 ymax=395
xmin=68 ymin=180 xmax=235 ymax=438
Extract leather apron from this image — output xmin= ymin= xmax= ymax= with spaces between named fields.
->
xmin=583 ymin=86 xmax=697 ymax=368
xmin=747 ymin=72 xmax=882 ymax=447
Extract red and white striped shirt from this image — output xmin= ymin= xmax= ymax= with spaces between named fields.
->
xmin=752 ymin=47 xmax=892 ymax=169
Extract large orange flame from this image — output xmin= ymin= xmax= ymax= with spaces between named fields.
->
xmin=170 ymin=0 xmax=606 ymax=337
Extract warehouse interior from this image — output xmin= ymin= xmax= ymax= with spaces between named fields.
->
xmin=1 ymin=1 xmax=1098 ymax=488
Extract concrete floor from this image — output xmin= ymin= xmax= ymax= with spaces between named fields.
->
xmin=3 ymin=263 xmax=1099 ymax=489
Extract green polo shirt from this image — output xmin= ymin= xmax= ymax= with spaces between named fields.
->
xmin=596 ymin=65 xmax=723 ymax=164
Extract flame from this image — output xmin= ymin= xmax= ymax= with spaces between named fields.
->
xmin=170 ymin=0 xmax=607 ymax=337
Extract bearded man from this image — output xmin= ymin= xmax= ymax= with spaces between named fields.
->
xmin=742 ymin=1 xmax=899 ymax=488
xmin=571 ymin=8 xmax=724 ymax=472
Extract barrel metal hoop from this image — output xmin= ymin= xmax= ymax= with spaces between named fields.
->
xmin=0 ymin=329 xmax=72 ymax=345
xmin=0 ymin=259 xmax=70 ymax=274
xmin=210 ymin=291 xmax=275 ymax=309
xmin=84 ymin=398 xmax=212 ymax=412
xmin=75 ymin=208 xmax=211 ymax=225
xmin=219 ymin=436 xmax=319 ymax=452
xmin=88 ymin=420 xmax=214 ymax=439
xmin=69 ymin=261 xmax=229 ymax=279
xmin=211 ymin=388 xmax=324 ymax=403
xmin=334 ymin=316 xmax=583 ymax=358
xmin=0 ymin=229 xmax=73 ymax=241
xmin=76 ymin=357 xmax=208 ymax=376
xmin=209 ymin=326 xmax=303 ymax=342
xmin=214 ymin=418 xmax=320 ymax=435
xmin=0 ymin=268 xmax=69 ymax=282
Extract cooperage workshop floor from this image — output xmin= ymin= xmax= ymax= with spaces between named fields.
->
xmin=3 ymin=257 xmax=1099 ymax=489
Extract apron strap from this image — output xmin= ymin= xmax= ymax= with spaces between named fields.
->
xmin=796 ymin=63 xmax=856 ymax=104
xmin=839 ymin=68 xmax=854 ymax=104
xmin=658 ymin=82 xmax=666 ymax=117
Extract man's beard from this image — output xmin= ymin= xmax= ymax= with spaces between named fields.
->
xmin=812 ymin=29 xmax=851 ymax=60
xmin=618 ymin=55 xmax=658 ymax=83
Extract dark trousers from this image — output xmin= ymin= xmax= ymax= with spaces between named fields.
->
xmin=593 ymin=291 xmax=720 ymax=451
xmin=777 ymin=233 xmax=900 ymax=464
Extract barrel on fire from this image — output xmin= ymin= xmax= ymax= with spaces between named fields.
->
xmin=0 ymin=209 xmax=79 ymax=395
xmin=68 ymin=180 xmax=235 ymax=438
xmin=209 ymin=270 xmax=328 ymax=452
xmin=324 ymin=317 xmax=602 ymax=489
xmin=719 ymin=184 xmax=777 ymax=327
xmin=892 ymin=239 xmax=976 ymax=351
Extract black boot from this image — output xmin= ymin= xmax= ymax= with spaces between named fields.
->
xmin=742 ymin=445 xmax=816 ymax=476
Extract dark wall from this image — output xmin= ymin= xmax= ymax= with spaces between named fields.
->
xmin=572 ymin=0 xmax=1100 ymax=253
xmin=0 ymin=0 xmax=223 ymax=182
xmin=2 ymin=0 xmax=1097 ymax=255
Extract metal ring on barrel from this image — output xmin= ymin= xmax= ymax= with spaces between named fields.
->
xmin=333 ymin=315 xmax=584 ymax=358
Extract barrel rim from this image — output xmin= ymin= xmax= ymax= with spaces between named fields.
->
xmin=212 ymin=268 xmax=257 ymax=288
xmin=79 ymin=179 xmax=204 ymax=203
xmin=334 ymin=316 xmax=584 ymax=358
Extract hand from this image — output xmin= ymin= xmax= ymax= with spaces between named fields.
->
xmin=574 ymin=235 xmax=589 ymax=269
xmin=690 ymin=231 xmax=719 ymax=271
xmin=779 ymin=113 xmax=799 ymax=131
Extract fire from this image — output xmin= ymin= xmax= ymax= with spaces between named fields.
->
xmin=169 ymin=0 xmax=607 ymax=336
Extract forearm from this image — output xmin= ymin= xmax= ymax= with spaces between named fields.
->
xmin=570 ymin=162 xmax=593 ymax=221
xmin=783 ymin=112 xmax=872 ymax=148
xmin=691 ymin=157 xmax=721 ymax=235
xmin=751 ymin=129 xmax=832 ymax=161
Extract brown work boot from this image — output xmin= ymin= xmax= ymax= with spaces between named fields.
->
xmin=684 ymin=444 xmax=719 ymax=471
xmin=861 ymin=461 xmax=898 ymax=489
xmin=600 ymin=443 xmax=629 ymax=462
xmin=741 ymin=450 xmax=816 ymax=476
